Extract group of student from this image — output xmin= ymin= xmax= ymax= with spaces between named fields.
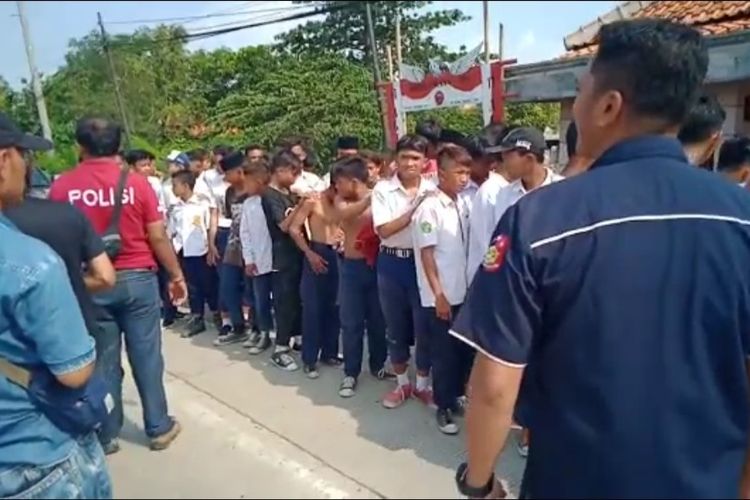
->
xmin=117 ymin=118 xmax=570 ymax=436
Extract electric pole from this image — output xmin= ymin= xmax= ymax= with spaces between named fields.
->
xmin=483 ymin=0 xmax=490 ymax=62
xmin=16 ymin=1 xmax=52 ymax=145
xmin=365 ymin=2 xmax=391 ymax=148
xmin=97 ymin=11 xmax=132 ymax=143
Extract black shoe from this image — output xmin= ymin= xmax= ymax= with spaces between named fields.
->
xmin=321 ymin=356 xmax=343 ymax=367
xmin=271 ymin=350 xmax=299 ymax=371
xmin=175 ymin=311 xmax=187 ymax=320
xmin=437 ymin=409 xmax=459 ymax=435
xmin=213 ymin=326 xmax=248 ymax=346
xmin=182 ymin=316 xmax=206 ymax=338
xmin=248 ymin=331 xmax=271 ymax=355
xmin=303 ymin=364 xmax=320 ymax=379
xmin=100 ymin=439 xmax=121 ymax=456
xmin=162 ymin=318 xmax=175 ymax=328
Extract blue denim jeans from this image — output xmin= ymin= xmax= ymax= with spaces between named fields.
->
xmin=300 ymin=243 xmax=340 ymax=366
xmin=340 ymin=258 xmax=387 ymax=378
xmin=377 ymin=253 xmax=431 ymax=372
xmin=253 ymin=273 xmax=274 ymax=332
xmin=0 ymin=433 xmax=112 ymax=499
xmin=92 ymin=270 xmax=173 ymax=444
xmin=220 ymin=263 xmax=249 ymax=329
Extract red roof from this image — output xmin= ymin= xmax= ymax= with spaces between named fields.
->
xmin=563 ymin=1 xmax=750 ymax=59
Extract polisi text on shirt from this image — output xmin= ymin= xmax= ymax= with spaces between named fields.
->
xmin=67 ymin=187 xmax=136 ymax=207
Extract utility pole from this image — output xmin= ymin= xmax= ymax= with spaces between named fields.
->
xmin=16 ymin=1 xmax=52 ymax=145
xmin=97 ymin=12 xmax=132 ymax=143
xmin=483 ymin=0 xmax=490 ymax=62
xmin=498 ymin=22 xmax=504 ymax=60
xmin=365 ymin=2 xmax=390 ymax=148
xmin=395 ymin=11 xmax=403 ymax=71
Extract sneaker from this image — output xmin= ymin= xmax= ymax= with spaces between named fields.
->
xmin=213 ymin=328 xmax=248 ymax=347
xmin=175 ymin=311 xmax=187 ymax=320
xmin=339 ymin=376 xmax=357 ymax=398
xmin=304 ymin=364 xmax=320 ymax=379
xmin=149 ymin=420 xmax=182 ymax=451
xmin=162 ymin=318 xmax=176 ymax=328
xmin=414 ymin=386 xmax=436 ymax=408
xmin=321 ymin=356 xmax=343 ymax=367
xmin=371 ymin=366 xmax=397 ymax=381
xmin=211 ymin=312 xmax=223 ymax=330
xmin=243 ymin=330 xmax=262 ymax=348
xmin=382 ymin=384 xmax=413 ymax=409
xmin=100 ymin=439 xmax=120 ymax=456
xmin=182 ymin=316 xmax=206 ymax=338
xmin=271 ymin=350 xmax=299 ymax=371
xmin=436 ymin=408 xmax=459 ymax=435
xmin=248 ymin=331 xmax=271 ymax=355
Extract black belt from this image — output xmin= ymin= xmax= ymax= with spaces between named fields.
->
xmin=380 ymin=246 xmax=414 ymax=258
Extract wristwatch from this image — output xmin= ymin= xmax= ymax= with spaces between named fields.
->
xmin=455 ymin=462 xmax=494 ymax=498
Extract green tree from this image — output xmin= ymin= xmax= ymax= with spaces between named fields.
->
xmin=276 ymin=1 xmax=469 ymax=67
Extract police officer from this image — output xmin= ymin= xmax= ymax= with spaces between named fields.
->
xmin=451 ymin=19 xmax=750 ymax=499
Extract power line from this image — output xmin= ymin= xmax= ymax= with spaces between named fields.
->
xmin=104 ymin=3 xmax=321 ymax=26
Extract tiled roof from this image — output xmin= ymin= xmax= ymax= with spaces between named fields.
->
xmin=562 ymin=1 xmax=750 ymax=59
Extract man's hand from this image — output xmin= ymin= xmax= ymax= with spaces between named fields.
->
xmin=306 ymin=250 xmax=328 ymax=274
xmin=169 ymin=276 xmax=188 ymax=306
xmin=435 ymin=293 xmax=452 ymax=321
xmin=207 ymin=244 xmax=220 ymax=266
xmin=245 ymin=264 xmax=258 ymax=277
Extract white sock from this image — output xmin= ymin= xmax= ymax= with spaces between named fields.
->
xmin=221 ymin=318 xmax=231 ymax=327
xmin=396 ymin=372 xmax=410 ymax=387
xmin=416 ymin=374 xmax=430 ymax=392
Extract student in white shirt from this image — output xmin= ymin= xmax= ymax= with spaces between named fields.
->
xmin=125 ymin=149 xmax=167 ymax=217
xmin=169 ymin=171 xmax=212 ymax=338
xmin=239 ymin=161 xmax=275 ymax=347
xmin=467 ymin=124 xmax=515 ymax=284
xmin=413 ymin=145 xmax=476 ymax=435
xmin=372 ymin=134 xmax=436 ymax=410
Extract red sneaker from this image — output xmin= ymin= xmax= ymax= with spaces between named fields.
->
xmin=382 ymin=384 xmax=413 ymax=409
xmin=414 ymin=387 xmax=436 ymax=408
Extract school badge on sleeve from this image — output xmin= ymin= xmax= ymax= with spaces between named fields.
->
xmin=420 ymin=221 xmax=433 ymax=234
xmin=482 ymin=235 xmax=510 ymax=272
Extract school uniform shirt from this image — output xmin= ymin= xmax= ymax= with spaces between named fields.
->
xmin=196 ymin=168 xmax=230 ymax=228
xmin=290 ymin=170 xmax=326 ymax=196
xmin=147 ymin=175 xmax=167 ymax=217
xmin=466 ymin=172 xmax=511 ymax=284
xmin=223 ymin=187 xmax=249 ymax=267
xmin=492 ymin=169 xmax=564 ymax=232
xmin=261 ymin=187 xmax=303 ymax=271
xmin=459 ymin=179 xmax=479 ymax=214
xmin=169 ymin=194 xmax=211 ymax=257
xmin=450 ymin=136 xmax=750 ymax=498
xmin=163 ymin=178 xmax=179 ymax=217
xmin=240 ymin=195 xmax=273 ymax=276
xmin=412 ymin=190 xmax=470 ymax=307
xmin=372 ymin=175 xmax=436 ymax=249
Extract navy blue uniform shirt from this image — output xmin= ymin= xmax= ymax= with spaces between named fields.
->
xmin=452 ymin=136 xmax=750 ymax=498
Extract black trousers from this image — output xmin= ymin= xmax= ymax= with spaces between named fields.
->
xmin=271 ymin=258 xmax=302 ymax=348
xmin=427 ymin=304 xmax=475 ymax=411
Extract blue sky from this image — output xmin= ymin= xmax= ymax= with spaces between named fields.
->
xmin=1 ymin=1 xmax=617 ymax=88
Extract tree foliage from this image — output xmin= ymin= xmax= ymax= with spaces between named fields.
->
xmin=2 ymin=4 xmax=560 ymax=174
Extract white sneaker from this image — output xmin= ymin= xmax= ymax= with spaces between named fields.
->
xmin=338 ymin=377 xmax=357 ymax=398
xmin=271 ymin=350 xmax=299 ymax=371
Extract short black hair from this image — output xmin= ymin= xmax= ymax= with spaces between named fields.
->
xmin=75 ymin=117 xmax=122 ymax=157
xmin=437 ymin=144 xmax=473 ymax=170
xmin=415 ymin=118 xmax=442 ymax=145
xmin=270 ymin=150 xmax=302 ymax=174
xmin=678 ymin=94 xmax=726 ymax=145
xmin=124 ymin=149 xmax=154 ymax=166
xmin=591 ymin=19 xmax=708 ymax=126
xmin=188 ymin=148 xmax=210 ymax=163
xmin=396 ymin=134 xmax=429 ymax=155
xmin=213 ymin=145 xmax=234 ymax=157
xmin=244 ymin=159 xmax=270 ymax=178
xmin=565 ymin=122 xmax=578 ymax=157
xmin=476 ymin=123 xmax=508 ymax=157
xmin=244 ymin=144 xmax=264 ymax=155
xmin=172 ymin=170 xmax=196 ymax=190
xmin=717 ymin=136 xmax=750 ymax=172
xmin=331 ymin=156 xmax=368 ymax=183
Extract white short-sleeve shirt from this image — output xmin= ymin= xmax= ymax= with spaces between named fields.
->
xmin=467 ymin=172 xmax=511 ymax=283
xmin=412 ymin=190 xmax=470 ymax=307
xmin=291 ymin=170 xmax=326 ymax=196
xmin=372 ymin=175 xmax=436 ymax=249
xmin=196 ymin=168 xmax=230 ymax=227
xmin=492 ymin=168 xmax=564 ymax=227
xmin=169 ymin=194 xmax=212 ymax=257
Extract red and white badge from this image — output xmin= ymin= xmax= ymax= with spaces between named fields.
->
xmin=482 ymin=234 xmax=510 ymax=272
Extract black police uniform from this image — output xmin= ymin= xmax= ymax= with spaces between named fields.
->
xmin=451 ymin=136 xmax=750 ymax=498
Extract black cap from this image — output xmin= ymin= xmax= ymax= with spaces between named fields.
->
xmin=499 ymin=127 xmax=546 ymax=155
xmin=0 ymin=112 xmax=53 ymax=151
xmin=336 ymin=136 xmax=359 ymax=150
xmin=439 ymin=129 xmax=467 ymax=147
xmin=220 ymin=151 xmax=245 ymax=172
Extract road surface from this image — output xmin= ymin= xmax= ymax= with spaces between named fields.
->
xmin=107 ymin=326 xmax=525 ymax=498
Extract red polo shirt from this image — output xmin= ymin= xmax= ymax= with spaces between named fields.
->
xmin=49 ymin=157 xmax=161 ymax=270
